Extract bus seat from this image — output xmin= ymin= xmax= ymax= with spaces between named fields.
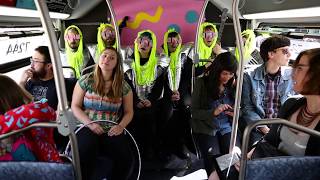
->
xmin=62 ymin=66 xmax=77 ymax=78
xmin=245 ymin=156 xmax=320 ymax=180
xmin=80 ymin=64 xmax=95 ymax=76
xmin=0 ymin=162 xmax=75 ymax=180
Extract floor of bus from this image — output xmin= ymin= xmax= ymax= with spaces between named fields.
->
xmin=139 ymin=152 xmax=205 ymax=180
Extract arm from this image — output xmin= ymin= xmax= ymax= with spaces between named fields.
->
xmin=191 ymin=79 xmax=214 ymax=125
xmin=71 ymin=82 xmax=104 ymax=135
xmin=108 ymin=91 xmax=134 ymax=136
xmin=241 ymin=73 xmax=263 ymax=124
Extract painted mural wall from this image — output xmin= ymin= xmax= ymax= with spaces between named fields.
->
xmin=112 ymin=0 xmax=204 ymax=49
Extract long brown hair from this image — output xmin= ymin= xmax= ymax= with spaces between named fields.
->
xmin=293 ymin=48 xmax=320 ymax=95
xmin=93 ymin=47 xmax=124 ymax=98
xmin=0 ymin=75 xmax=33 ymax=114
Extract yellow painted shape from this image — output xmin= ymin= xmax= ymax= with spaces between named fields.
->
xmin=117 ymin=5 xmax=163 ymax=29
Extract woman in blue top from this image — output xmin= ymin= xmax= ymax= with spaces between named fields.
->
xmin=191 ymin=52 xmax=239 ymax=174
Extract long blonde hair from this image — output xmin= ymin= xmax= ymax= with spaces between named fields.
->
xmin=93 ymin=47 xmax=123 ymax=98
xmin=0 ymin=75 xmax=33 ymax=114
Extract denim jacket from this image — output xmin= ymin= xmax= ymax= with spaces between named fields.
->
xmin=241 ymin=64 xmax=295 ymax=124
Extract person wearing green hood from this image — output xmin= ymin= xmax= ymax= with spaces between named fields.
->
xmin=159 ymin=29 xmax=194 ymax=160
xmin=125 ymin=30 xmax=166 ymax=160
xmin=60 ymin=25 xmax=94 ymax=78
xmin=90 ymin=23 xmax=117 ymax=63
xmin=234 ymin=29 xmax=263 ymax=65
xmin=190 ymin=22 xmax=223 ymax=76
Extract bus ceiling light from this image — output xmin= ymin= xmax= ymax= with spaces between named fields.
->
xmin=0 ymin=6 xmax=70 ymax=19
xmin=243 ymin=7 xmax=320 ymax=19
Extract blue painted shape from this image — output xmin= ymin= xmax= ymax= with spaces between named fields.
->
xmin=167 ymin=24 xmax=181 ymax=33
xmin=185 ymin=10 xmax=199 ymax=23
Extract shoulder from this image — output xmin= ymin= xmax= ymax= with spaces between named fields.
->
xmin=78 ymin=73 xmax=94 ymax=90
xmin=279 ymin=95 xmax=305 ymax=118
xmin=122 ymin=80 xmax=132 ymax=96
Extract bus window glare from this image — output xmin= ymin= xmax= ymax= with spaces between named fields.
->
xmin=243 ymin=7 xmax=320 ymax=19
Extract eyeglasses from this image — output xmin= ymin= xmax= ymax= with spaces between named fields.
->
xmin=65 ymin=34 xmax=80 ymax=41
xmin=167 ymin=37 xmax=179 ymax=45
xmin=102 ymin=28 xmax=115 ymax=39
xmin=30 ymin=58 xmax=47 ymax=64
xmin=203 ymin=31 xmax=215 ymax=39
xmin=138 ymin=37 xmax=152 ymax=46
xmin=275 ymin=48 xmax=290 ymax=55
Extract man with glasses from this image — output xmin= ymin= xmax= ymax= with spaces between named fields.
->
xmin=241 ymin=35 xmax=296 ymax=145
xmin=19 ymin=46 xmax=76 ymax=152
xmin=60 ymin=25 xmax=94 ymax=78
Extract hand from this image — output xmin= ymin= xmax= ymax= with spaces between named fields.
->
xmin=213 ymin=43 xmax=222 ymax=55
xmin=137 ymin=101 xmax=145 ymax=108
xmin=87 ymin=122 xmax=104 ymax=135
xmin=171 ymin=90 xmax=180 ymax=101
xmin=259 ymin=126 xmax=270 ymax=135
xmin=213 ymin=104 xmax=233 ymax=116
xmin=225 ymin=110 xmax=234 ymax=117
xmin=142 ymin=99 xmax=152 ymax=107
xmin=108 ymin=124 xmax=124 ymax=136
xmin=20 ymin=68 xmax=33 ymax=84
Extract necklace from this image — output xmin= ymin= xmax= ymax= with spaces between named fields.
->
xmin=297 ymin=104 xmax=320 ymax=127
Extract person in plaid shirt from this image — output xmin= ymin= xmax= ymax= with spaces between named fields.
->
xmin=241 ymin=35 xmax=296 ymax=145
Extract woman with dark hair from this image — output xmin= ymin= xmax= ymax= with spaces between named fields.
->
xmin=191 ymin=52 xmax=239 ymax=174
xmin=72 ymin=47 xmax=134 ymax=180
xmin=209 ymin=48 xmax=320 ymax=180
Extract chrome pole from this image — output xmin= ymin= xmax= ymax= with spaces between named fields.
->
xmin=34 ymin=1 xmax=81 ymax=179
xmin=229 ymin=0 xmax=245 ymax=153
xmin=105 ymin=0 xmax=121 ymax=55
xmin=192 ymin=0 xmax=209 ymax=93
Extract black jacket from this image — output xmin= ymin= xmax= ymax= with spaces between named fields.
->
xmin=264 ymin=96 xmax=320 ymax=156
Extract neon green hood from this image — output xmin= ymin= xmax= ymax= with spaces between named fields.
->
xmin=163 ymin=28 xmax=182 ymax=90
xmin=132 ymin=30 xmax=158 ymax=86
xmin=96 ymin=23 xmax=117 ymax=60
xmin=198 ymin=22 xmax=218 ymax=66
xmin=235 ymin=29 xmax=256 ymax=61
xmin=64 ymin=25 xmax=83 ymax=78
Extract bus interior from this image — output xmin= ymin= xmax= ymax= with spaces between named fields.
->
xmin=1 ymin=0 xmax=320 ymax=180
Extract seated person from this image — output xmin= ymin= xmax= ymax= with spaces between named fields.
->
xmin=72 ymin=47 xmax=134 ymax=180
xmin=60 ymin=25 xmax=94 ymax=78
xmin=0 ymin=75 xmax=60 ymax=162
xmin=209 ymin=48 xmax=320 ymax=180
xmin=124 ymin=30 xmax=166 ymax=160
xmin=240 ymin=35 xmax=295 ymax=146
xmin=19 ymin=46 xmax=76 ymax=151
xmin=190 ymin=22 xmax=223 ymax=76
xmin=191 ymin=52 xmax=240 ymax=175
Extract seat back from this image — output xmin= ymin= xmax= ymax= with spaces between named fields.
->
xmin=245 ymin=156 xmax=320 ymax=180
xmin=0 ymin=162 xmax=75 ymax=180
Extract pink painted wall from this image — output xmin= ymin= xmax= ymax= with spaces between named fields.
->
xmin=112 ymin=0 xmax=203 ymax=49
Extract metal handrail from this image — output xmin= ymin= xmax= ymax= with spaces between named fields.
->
xmin=64 ymin=120 xmax=141 ymax=180
xmin=34 ymin=1 xmax=81 ymax=179
xmin=191 ymin=0 xmax=209 ymax=93
xmin=229 ymin=0 xmax=245 ymax=153
xmin=105 ymin=0 xmax=121 ymax=56
xmin=239 ymin=118 xmax=320 ymax=180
